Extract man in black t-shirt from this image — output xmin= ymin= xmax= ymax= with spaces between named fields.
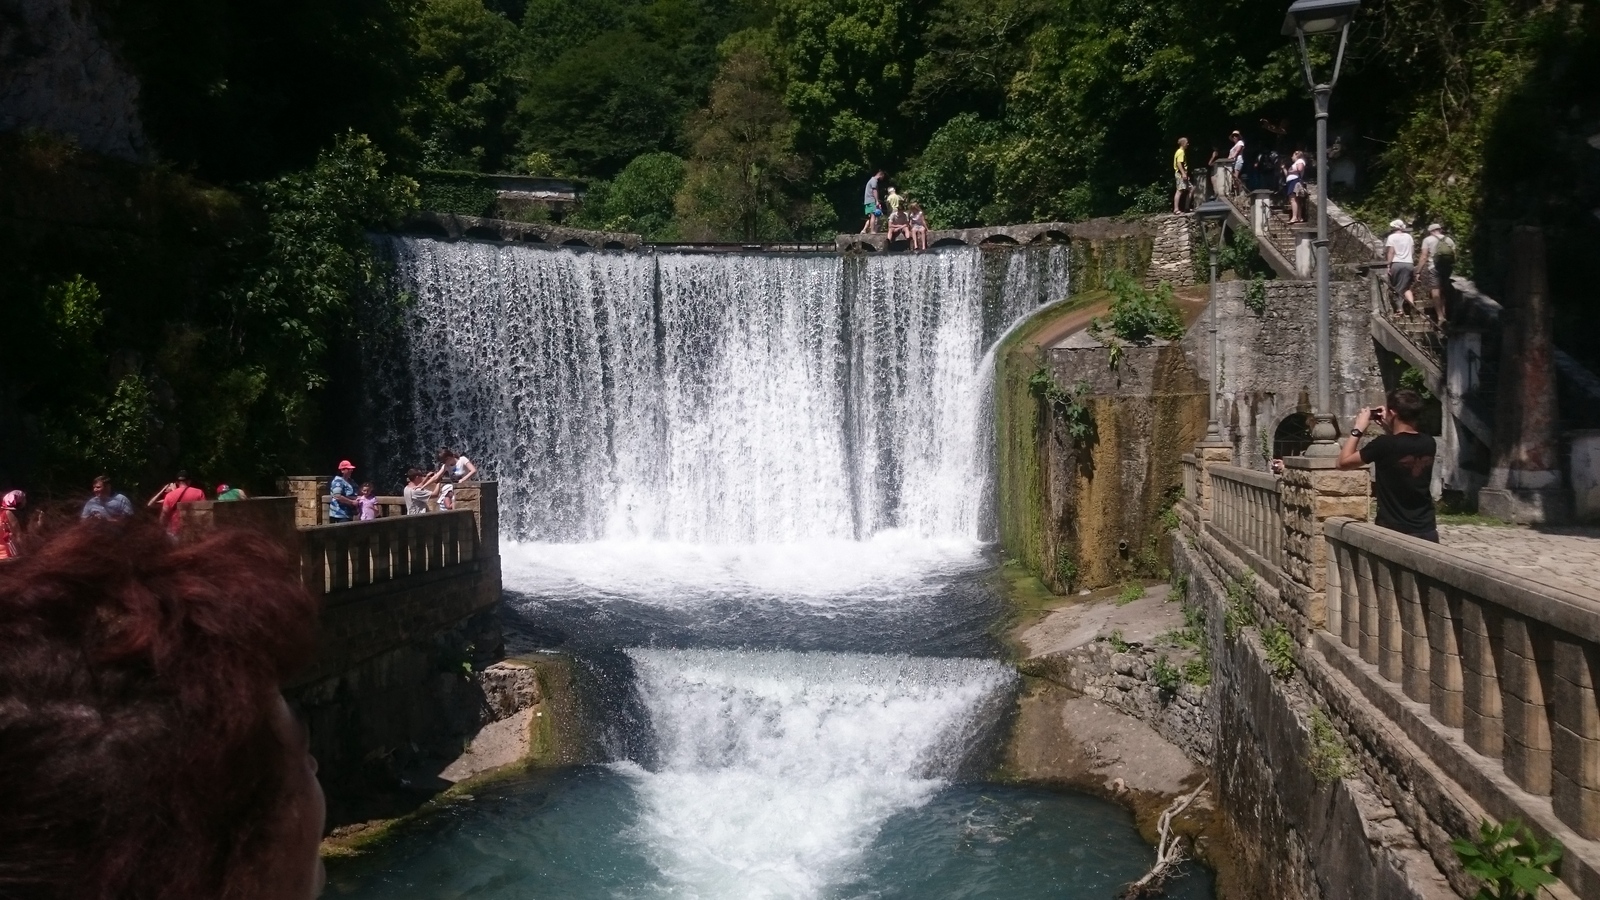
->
xmin=1337 ymin=389 xmax=1438 ymax=541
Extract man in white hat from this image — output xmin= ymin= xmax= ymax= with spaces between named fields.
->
xmin=1384 ymin=219 xmax=1417 ymax=315
xmin=1418 ymin=223 xmax=1457 ymax=326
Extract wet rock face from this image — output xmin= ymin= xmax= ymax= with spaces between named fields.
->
xmin=0 ymin=0 xmax=148 ymax=160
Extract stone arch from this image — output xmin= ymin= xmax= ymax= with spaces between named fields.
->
xmin=464 ymin=226 xmax=503 ymax=241
xmin=560 ymin=238 xmax=592 ymax=248
xmin=930 ymin=236 xmax=968 ymax=248
xmin=602 ymin=240 xmax=628 ymax=250
xmin=980 ymin=233 xmax=1020 ymax=246
xmin=1272 ymin=411 xmax=1315 ymax=460
xmin=518 ymin=233 xmax=548 ymax=244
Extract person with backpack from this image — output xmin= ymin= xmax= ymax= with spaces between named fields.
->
xmin=1418 ymin=223 xmax=1458 ymax=326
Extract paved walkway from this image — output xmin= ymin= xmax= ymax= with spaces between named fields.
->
xmin=1440 ymin=524 xmax=1600 ymax=599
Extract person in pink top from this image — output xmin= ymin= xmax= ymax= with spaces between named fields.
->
xmin=0 ymin=490 xmax=25 ymax=559
xmin=356 ymin=482 xmax=381 ymax=521
xmin=147 ymin=470 xmax=206 ymax=538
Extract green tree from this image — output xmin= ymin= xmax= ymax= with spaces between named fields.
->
xmin=405 ymin=0 xmax=521 ymax=170
xmin=677 ymin=35 xmax=813 ymax=240
xmin=901 ymin=113 xmax=1002 ymax=228
xmin=572 ymin=152 xmax=687 ymax=238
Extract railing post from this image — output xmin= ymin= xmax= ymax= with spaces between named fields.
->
xmin=1501 ymin=616 xmax=1554 ymax=795
xmin=1281 ymin=459 xmax=1370 ymax=630
xmin=1462 ymin=599 xmax=1505 ymax=759
xmin=1426 ymin=584 xmax=1465 ymax=728
xmin=1552 ymin=638 xmax=1600 ymax=838
xmin=1398 ymin=568 xmax=1431 ymax=702
xmin=1196 ymin=444 xmax=1233 ymax=521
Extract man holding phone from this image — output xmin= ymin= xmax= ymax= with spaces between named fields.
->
xmin=1337 ymin=389 xmax=1438 ymax=542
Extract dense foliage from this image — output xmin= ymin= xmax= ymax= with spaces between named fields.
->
xmin=0 ymin=0 xmax=1592 ymax=497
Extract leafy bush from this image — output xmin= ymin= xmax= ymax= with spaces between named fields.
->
xmin=1182 ymin=654 xmax=1212 ymax=687
xmin=1094 ymin=271 xmax=1185 ymax=343
xmin=1452 ymin=819 xmax=1562 ymax=900
xmin=1117 ymin=583 xmax=1144 ymax=606
xmin=1028 ymin=369 xmax=1095 ymax=441
xmin=1055 ymin=550 xmax=1079 ymax=593
xmin=1153 ymin=655 xmax=1181 ymax=691
xmin=1108 ymin=629 xmax=1130 ymax=653
xmin=1306 ymin=707 xmax=1357 ymax=784
xmin=1245 ymin=276 xmax=1268 ymax=315
xmin=1262 ymin=622 xmax=1296 ymax=679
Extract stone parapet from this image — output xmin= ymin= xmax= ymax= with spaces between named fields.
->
xmin=1280 ymin=459 xmax=1370 ymax=628
xmin=279 ymin=475 xmax=325 ymax=527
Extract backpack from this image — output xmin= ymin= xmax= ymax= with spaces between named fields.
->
xmin=1433 ymin=236 xmax=1457 ymax=261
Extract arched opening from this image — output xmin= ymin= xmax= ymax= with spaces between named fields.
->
xmin=602 ymin=240 xmax=628 ymax=250
xmin=1273 ymin=412 xmax=1315 ymax=461
xmin=980 ymin=233 xmax=1020 ymax=246
xmin=518 ymin=233 xmax=548 ymax=244
xmin=929 ymin=236 xmax=968 ymax=248
xmin=464 ymin=226 xmax=503 ymax=241
xmin=560 ymin=238 xmax=592 ymax=249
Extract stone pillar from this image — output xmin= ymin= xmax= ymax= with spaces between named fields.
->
xmin=1279 ymin=457 xmax=1370 ymax=629
xmin=279 ymin=475 xmax=325 ymax=528
xmin=451 ymin=481 xmax=501 ymax=606
xmin=1480 ymin=226 xmax=1570 ymax=523
xmin=1194 ymin=443 xmax=1234 ymax=520
xmin=1250 ymin=189 xmax=1274 ymax=234
xmin=1292 ymin=224 xmax=1317 ymax=279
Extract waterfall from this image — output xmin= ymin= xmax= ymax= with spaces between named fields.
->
xmin=366 ymin=238 xmax=1067 ymax=543
xmin=621 ymin=648 xmax=1016 ymax=898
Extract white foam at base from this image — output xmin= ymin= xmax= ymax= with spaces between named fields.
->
xmin=501 ymin=530 xmax=987 ymax=603
xmin=619 ymin=649 xmax=1015 ymax=899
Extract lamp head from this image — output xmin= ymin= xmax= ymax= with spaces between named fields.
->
xmin=1194 ymin=199 xmax=1232 ymax=225
xmin=1282 ymin=0 xmax=1359 ymax=36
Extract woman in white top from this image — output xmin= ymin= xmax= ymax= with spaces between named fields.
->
xmin=433 ymin=447 xmax=478 ymax=510
xmin=1284 ymin=151 xmax=1307 ymax=224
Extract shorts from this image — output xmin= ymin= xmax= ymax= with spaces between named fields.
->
xmin=1389 ymin=262 xmax=1415 ymax=295
xmin=864 ymin=202 xmax=879 ymax=216
xmin=1175 ymin=173 xmax=1189 ymax=190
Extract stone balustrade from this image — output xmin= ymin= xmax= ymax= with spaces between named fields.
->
xmin=299 ymin=509 xmax=480 ymax=594
xmin=1181 ymin=454 xmax=1199 ymax=515
xmin=1208 ymin=464 xmax=1285 ymax=572
xmin=1324 ymin=518 xmax=1600 ymax=852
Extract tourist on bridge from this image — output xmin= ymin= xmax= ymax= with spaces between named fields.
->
xmin=0 ymin=490 xmax=24 ymax=559
xmin=148 ymin=471 xmax=206 ymax=538
xmin=1384 ymin=220 xmax=1418 ymax=315
xmin=357 ymin=482 xmax=381 ymax=520
xmin=328 ymin=460 xmax=360 ymax=523
xmin=860 ymin=169 xmax=885 ymax=234
xmin=1418 ymin=223 xmax=1457 ymax=326
xmin=80 ymin=475 xmax=133 ymax=521
xmin=0 ymin=523 xmax=325 ymax=899
xmin=1172 ymin=137 xmax=1191 ymax=214
xmin=432 ymin=448 xmax=477 ymax=511
xmin=909 ymin=202 xmax=929 ymax=251
xmin=215 ymin=482 xmax=249 ymax=502
xmin=887 ymin=206 xmax=911 ymax=244
xmin=403 ymin=467 xmax=434 ymax=514
xmin=1337 ymin=389 xmax=1437 ymax=542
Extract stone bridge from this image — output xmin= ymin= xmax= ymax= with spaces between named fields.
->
xmin=1178 ymin=451 xmax=1600 ymax=898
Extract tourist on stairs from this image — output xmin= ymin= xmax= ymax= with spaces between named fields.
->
xmin=1384 ymin=220 xmax=1418 ymax=315
xmin=1172 ymin=137 xmax=1191 ymax=214
xmin=328 ymin=460 xmax=360 ymax=523
xmin=1284 ymin=150 xmax=1306 ymax=223
xmin=1337 ymin=389 xmax=1438 ymax=542
xmin=0 ymin=523 xmax=326 ymax=900
xmin=1418 ymin=223 xmax=1457 ymax=327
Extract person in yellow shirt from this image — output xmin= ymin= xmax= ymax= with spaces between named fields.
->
xmin=1172 ymin=137 xmax=1191 ymax=214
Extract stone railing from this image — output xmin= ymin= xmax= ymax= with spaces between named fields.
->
xmin=1208 ymin=464 xmax=1286 ymax=573
xmin=1182 ymin=454 xmax=1200 ymax=513
xmin=1323 ymin=518 xmax=1600 ymax=856
xmin=300 ymin=509 xmax=480 ymax=595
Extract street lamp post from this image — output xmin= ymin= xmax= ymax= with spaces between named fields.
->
xmin=1283 ymin=0 xmax=1359 ymax=455
xmin=1195 ymin=199 xmax=1234 ymax=444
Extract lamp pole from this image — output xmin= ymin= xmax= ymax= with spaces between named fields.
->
xmin=1195 ymin=199 xmax=1233 ymax=443
xmin=1284 ymin=0 xmax=1358 ymax=455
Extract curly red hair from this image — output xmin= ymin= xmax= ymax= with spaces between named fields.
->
xmin=0 ymin=522 xmax=318 ymax=899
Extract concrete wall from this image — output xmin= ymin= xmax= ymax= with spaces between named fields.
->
xmin=997 ymin=325 xmax=1209 ymax=591
xmin=1184 ymin=279 xmax=1383 ymax=472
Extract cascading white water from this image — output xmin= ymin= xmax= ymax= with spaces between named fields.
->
xmin=371 ymin=238 xmax=1067 ymax=545
xmin=622 ymin=648 xmax=1016 ymax=898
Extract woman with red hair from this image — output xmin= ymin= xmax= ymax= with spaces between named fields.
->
xmin=0 ymin=523 xmax=325 ymax=899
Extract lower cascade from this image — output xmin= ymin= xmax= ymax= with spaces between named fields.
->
xmin=340 ymin=238 xmax=1211 ymax=898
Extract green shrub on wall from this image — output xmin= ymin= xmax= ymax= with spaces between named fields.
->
xmin=417 ymin=170 xmax=498 ymax=217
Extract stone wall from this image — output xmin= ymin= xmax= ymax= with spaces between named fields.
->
xmin=0 ymin=0 xmax=147 ymax=160
xmin=1184 ymin=279 xmax=1383 ymax=472
xmin=997 ymin=323 xmax=1209 ymax=591
xmin=1170 ymin=532 xmax=1459 ymax=900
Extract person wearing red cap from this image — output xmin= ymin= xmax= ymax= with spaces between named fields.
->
xmin=328 ymin=461 xmax=359 ymax=523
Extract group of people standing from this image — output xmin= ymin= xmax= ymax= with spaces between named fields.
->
xmin=1383 ymin=220 xmax=1457 ymax=323
xmin=326 ymin=447 xmax=476 ymax=523
xmin=0 ymin=472 xmax=252 ymax=560
xmin=861 ymin=170 xmax=930 ymax=250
